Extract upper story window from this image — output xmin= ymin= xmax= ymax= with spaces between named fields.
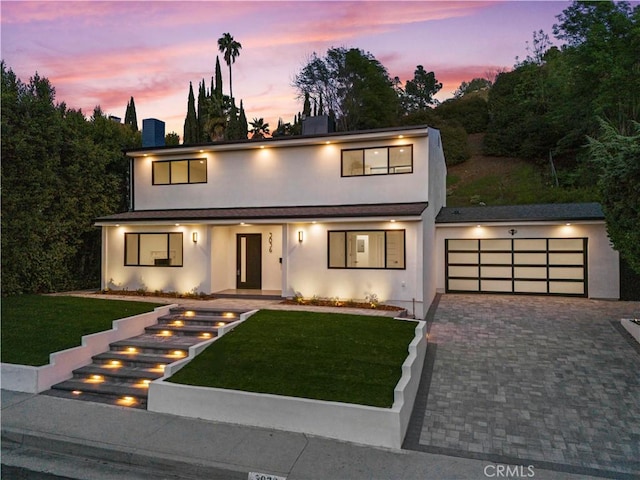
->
xmin=152 ymin=159 xmax=207 ymax=185
xmin=341 ymin=145 xmax=412 ymax=177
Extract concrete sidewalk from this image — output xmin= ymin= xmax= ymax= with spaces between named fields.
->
xmin=2 ymin=390 xmax=602 ymax=480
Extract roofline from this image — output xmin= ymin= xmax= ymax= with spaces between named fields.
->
xmin=125 ymin=125 xmax=431 ymax=157
xmin=94 ymin=202 xmax=429 ymax=225
xmin=435 ymin=219 xmax=605 ymax=227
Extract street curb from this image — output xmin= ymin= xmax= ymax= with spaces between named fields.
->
xmin=1 ymin=427 xmax=249 ymax=479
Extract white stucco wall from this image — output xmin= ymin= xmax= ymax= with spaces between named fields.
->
xmin=102 ymin=224 xmax=212 ymax=294
xmin=435 ymin=222 xmax=619 ymax=299
xmin=285 ymin=220 xmax=426 ymax=317
xmin=131 ymin=133 xmax=430 ymax=211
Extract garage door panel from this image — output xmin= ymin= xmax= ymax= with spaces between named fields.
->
xmin=481 ymin=280 xmax=513 ymax=292
xmin=449 ymin=279 xmax=480 ymax=291
xmin=481 ymin=266 xmax=512 ymax=278
xmin=448 ymin=239 xmax=478 ymax=251
xmin=514 ymin=266 xmax=547 ymax=279
xmin=446 ymin=237 xmax=587 ymax=297
xmin=480 ymin=239 xmax=511 ymax=250
xmin=549 ymin=281 xmax=584 ymax=294
xmin=514 ymin=239 xmax=547 ymax=251
xmin=549 ymin=238 xmax=584 ymax=250
xmin=480 ymin=252 xmax=512 ymax=264
xmin=549 ymin=267 xmax=584 ymax=279
xmin=514 ymin=253 xmax=547 ymax=265
xmin=448 ymin=252 xmax=479 ymax=264
xmin=514 ymin=280 xmax=548 ymax=293
xmin=448 ymin=266 xmax=479 ymax=277
xmin=549 ymin=253 xmax=584 ymax=265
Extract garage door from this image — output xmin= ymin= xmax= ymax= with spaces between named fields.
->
xmin=445 ymin=238 xmax=587 ymax=296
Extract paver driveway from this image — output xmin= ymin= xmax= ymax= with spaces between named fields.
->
xmin=405 ymin=294 xmax=640 ymax=478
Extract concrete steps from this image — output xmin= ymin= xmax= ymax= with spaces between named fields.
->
xmin=42 ymin=307 xmax=246 ymax=409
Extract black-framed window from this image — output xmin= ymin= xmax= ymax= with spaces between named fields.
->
xmin=152 ymin=159 xmax=207 ymax=185
xmin=125 ymin=233 xmax=183 ymax=266
xmin=341 ymin=145 xmax=412 ymax=177
xmin=328 ymin=230 xmax=405 ymax=269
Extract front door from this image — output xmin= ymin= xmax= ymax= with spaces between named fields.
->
xmin=236 ymin=234 xmax=262 ymax=289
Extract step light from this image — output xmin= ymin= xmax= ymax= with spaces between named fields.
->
xmin=126 ymin=347 xmax=138 ymax=354
xmin=86 ymin=375 xmax=104 ymax=384
xmin=157 ymin=330 xmax=173 ymax=337
xmin=169 ymin=350 xmax=186 ymax=358
xmin=216 ymin=322 xmax=226 ymax=327
xmin=117 ymin=396 xmax=137 ymax=407
xmin=184 ymin=311 xmax=195 ymax=317
xmin=72 ymin=390 xmax=82 ymax=395
xmin=107 ymin=360 xmax=122 ymax=368
xmin=199 ymin=332 xmax=212 ymax=339
xmin=172 ymin=320 xmax=184 ymax=327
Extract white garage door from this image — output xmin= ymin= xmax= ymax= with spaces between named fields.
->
xmin=446 ymin=238 xmax=587 ymax=296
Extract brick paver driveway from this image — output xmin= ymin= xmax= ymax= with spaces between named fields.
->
xmin=404 ymin=294 xmax=640 ymax=479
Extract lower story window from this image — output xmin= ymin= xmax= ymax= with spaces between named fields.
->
xmin=328 ymin=230 xmax=405 ymax=269
xmin=125 ymin=232 xmax=183 ymax=266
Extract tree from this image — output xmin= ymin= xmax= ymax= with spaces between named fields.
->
xmin=217 ymin=33 xmax=242 ymax=102
xmin=238 ymin=100 xmax=248 ymax=139
xmin=1 ymin=63 xmax=138 ymax=294
xmin=165 ymin=132 xmax=180 ymax=145
xmin=124 ymin=96 xmax=138 ymax=131
xmin=402 ymin=65 xmax=442 ymax=112
xmin=588 ymin=119 xmax=640 ymax=273
xmin=293 ymin=47 xmax=400 ymax=131
xmin=183 ymin=82 xmax=198 ymax=144
xmin=453 ymin=78 xmax=492 ymax=99
xmin=249 ymin=118 xmax=269 ymax=139
xmin=214 ymin=56 xmax=223 ymax=101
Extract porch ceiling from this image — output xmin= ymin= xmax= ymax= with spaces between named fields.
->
xmin=95 ymin=202 xmax=429 ymax=224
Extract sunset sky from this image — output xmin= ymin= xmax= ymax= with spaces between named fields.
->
xmin=2 ymin=1 xmax=572 ymax=139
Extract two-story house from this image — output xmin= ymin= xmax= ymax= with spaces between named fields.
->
xmin=96 ymin=120 xmax=622 ymax=317
xmin=95 ymin=122 xmax=446 ymax=318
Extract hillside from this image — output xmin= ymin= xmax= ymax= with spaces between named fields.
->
xmin=445 ymin=134 xmax=599 ymax=207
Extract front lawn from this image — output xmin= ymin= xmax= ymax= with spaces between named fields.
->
xmin=167 ymin=309 xmax=417 ymax=408
xmin=1 ymin=295 xmax=163 ymax=366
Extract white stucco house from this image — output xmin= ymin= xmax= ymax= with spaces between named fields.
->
xmin=95 ymin=121 xmax=621 ymax=318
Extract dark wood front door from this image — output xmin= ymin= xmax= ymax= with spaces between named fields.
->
xmin=236 ymin=234 xmax=262 ymax=289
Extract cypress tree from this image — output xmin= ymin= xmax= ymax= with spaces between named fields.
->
xmin=238 ymin=100 xmax=248 ymax=139
xmin=124 ymin=96 xmax=138 ymax=131
xmin=183 ymin=82 xmax=198 ymax=144
xmin=303 ymin=92 xmax=311 ymax=117
xmin=197 ymin=80 xmax=207 ymax=143
xmin=215 ymin=56 xmax=223 ymax=101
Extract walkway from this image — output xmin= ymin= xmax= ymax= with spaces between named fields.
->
xmin=405 ymin=294 xmax=640 ymax=479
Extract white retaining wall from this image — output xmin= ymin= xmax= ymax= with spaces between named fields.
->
xmin=148 ymin=317 xmax=427 ymax=449
xmin=1 ymin=305 xmax=174 ymax=393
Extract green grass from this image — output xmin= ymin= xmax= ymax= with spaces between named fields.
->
xmin=1 ymin=295 xmax=164 ymax=366
xmin=168 ymin=310 xmax=418 ymax=408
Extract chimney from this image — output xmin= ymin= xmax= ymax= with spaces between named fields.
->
xmin=302 ymin=115 xmax=335 ymax=135
xmin=142 ymin=118 xmax=165 ymax=147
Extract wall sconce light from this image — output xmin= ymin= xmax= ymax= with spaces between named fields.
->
xmin=298 ymin=231 xmax=304 ymax=243
xmin=192 ymin=232 xmax=198 ymax=243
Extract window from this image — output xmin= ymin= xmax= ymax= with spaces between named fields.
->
xmin=341 ymin=145 xmax=412 ymax=177
xmin=152 ymin=159 xmax=207 ymax=185
xmin=124 ymin=233 xmax=183 ymax=266
xmin=328 ymin=230 xmax=405 ymax=269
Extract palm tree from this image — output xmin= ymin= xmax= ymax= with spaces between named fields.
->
xmin=250 ymin=118 xmax=270 ymax=140
xmin=217 ymin=33 xmax=242 ymax=102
